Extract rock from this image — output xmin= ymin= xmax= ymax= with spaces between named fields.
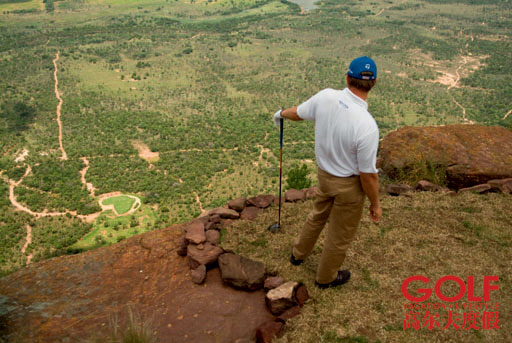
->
xmin=256 ymin=320 xmax=284 ymax=343
xmin=240 ymin=206 xmax=261 ymax=221
xmin=284 ymin=189 xmax=305 ymax=202
xmin=415 ymin=180 xmax=444 ymax=192
xmin=218 ymin=253 xmax=265 ymax=291
xmin=205 ymin=221 xmax=219 ymax=231
xmin=295 ymin=284 xmax=309 ymax=307
xmin=378 ymin=125 xmax=512 ymax=189
xmin=265 ymin=281 xmax=299 ymax=315
xmin=184 ymin=222 xmax=206 ymax=244
xmin=234 ymin=339 xmax=255 ymax=343
xmin=273 ymin=195 xmax=281 ymax=206
xmin=385 ymin=184 xmax=413 ymax=196
xmin=487 ymin=178 xmax=512 ymax=194
xmin=247 ymin=195 xmax=275 ymax=208
xmin=303 ymin=186 xmax=317 ymax=199
xmin=206 ymin=230 xmax=220 ymax=245
xmin=176 ymin=236 xmax=188 ymax=256
xmin=505 ymin=183 xmax=512 ymax=194
xmin=193 ymin=216 xmax=209 ymax=225
xmin=264 ymin=276 xmax=285 ymax=291
xmin=228 ymin=197 xmax=246 ymax=212
xmin=220 ymin=218 xmax=234 ymax=228
xmin=209 ymin=207 xmax=240 ymax=219
xmin=209 ymin=214 xmax=221 ymax=223
xmin=458 ymin=184 xmax=492 ymax=194
xmin=277 ymin=306 xmax=301 ymax=322
xmin=0 ymin=226 xmax=277 ymax=343
xmin=234 ymin=339 xmax=256 ymax=343
xmin=191 ymin=265 xmax=206 ymax=284
xmin=187 ymin=243 xmax=223 ymax=269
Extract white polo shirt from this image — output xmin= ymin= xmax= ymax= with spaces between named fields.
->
xmin=297 ymin=88 xmax=379 ymax=177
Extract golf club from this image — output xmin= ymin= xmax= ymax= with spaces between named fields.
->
xmin=268 ymin=117 xmax=284 ymax=233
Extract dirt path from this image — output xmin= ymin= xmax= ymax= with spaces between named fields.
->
xmin=375 ymin=8 xmax=385 ymax=16
xmin=374 ymin=0 xmax=405 ymax=17
xmin=503 ymin=109 xmax=512 ymax=120
xmin=284 ymin=140 xmax=313 ymax=146
xmin=7 ymin=165 xmax=76 ymax=218
xmin=53 ymin=52 xmax=68 ymax=161
xmin=194 ymin=192 xmax=206 ymax=216
xmin=21 ymin=224 xmax=33 ymax=266
xmin=82 ymin=147 xmax=240 ymax=160
xmin=447 ymin=56 xmax=472 ymax=123
xmin=1 ymin=56 xmax=105 ymax=224
xmin=253 ymin=144 xmax=272 ymax=167
xmin=79 ymin=157 xmax=96 ymax=197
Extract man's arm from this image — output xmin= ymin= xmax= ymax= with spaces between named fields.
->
xmin=281 ymin=107 xmax=303 ymax=121
xmin=359 ymin=172 xmax=382 ymax=222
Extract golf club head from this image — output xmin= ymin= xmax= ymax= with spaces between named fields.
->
xmin=267 ymin=223 xmax=281 ymax=233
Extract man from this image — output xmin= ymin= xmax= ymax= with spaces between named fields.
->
xmin=273 ymin=56 xmax=382 ymax=289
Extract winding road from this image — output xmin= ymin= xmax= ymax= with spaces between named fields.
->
xmin=447 ymin=55 xmax=473 ymax=123
xmin=21 ymin=224 xmax=33 ymax=266
xmin=53 ymin=52 xmax=68 ymax=160
xmin=79 ymin=157 xmax=96 ymax=197
xmin=6 ymin=165 xmax=75 ymax=218
xmin=194 ymin=192 xmax=206 ymax=216
xmin=503 ymin=109 xmax=512 ymax=120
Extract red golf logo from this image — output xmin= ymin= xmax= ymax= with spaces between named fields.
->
xmin=401 ymin=275 xmax=500 ymax=331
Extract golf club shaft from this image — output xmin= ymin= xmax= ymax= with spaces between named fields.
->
xmin=278 ymin=118 xmax=283 ymax=226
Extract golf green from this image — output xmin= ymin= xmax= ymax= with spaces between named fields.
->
xmin=101 ymin=195 xmax=136 ymax=215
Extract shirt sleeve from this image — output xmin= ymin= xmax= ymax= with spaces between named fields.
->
xmin=357 ymin=129 xmax=379 ymax=173
xmin=297 ymin=89 xmax=329 ymax=121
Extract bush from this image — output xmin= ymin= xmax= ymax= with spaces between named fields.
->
xmin=286 ymin=163 xmax=311 ymax=190
xmin=94 ymin=235 xmax=106 ymax=245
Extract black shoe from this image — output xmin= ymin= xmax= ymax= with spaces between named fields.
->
xmin=315 ymin=270 xmax=351 ymax=289
xmin=290 ymin=253 xmax=304 ymax=266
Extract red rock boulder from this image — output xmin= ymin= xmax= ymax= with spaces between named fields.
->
xmin=378 ymin=125 xmax=512 ymax=189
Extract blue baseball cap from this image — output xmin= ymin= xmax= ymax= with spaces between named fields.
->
xmin=347 ymin=56 xmax=377 ymax=80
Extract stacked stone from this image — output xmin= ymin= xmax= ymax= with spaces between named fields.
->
xmin=176 ymin=191 xmax=316 ymax=342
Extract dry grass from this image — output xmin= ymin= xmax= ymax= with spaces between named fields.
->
xmin=85 ymin=307 xmax=157 ymax=343
xmin=221 ymin=191 xmax=512 ymax=343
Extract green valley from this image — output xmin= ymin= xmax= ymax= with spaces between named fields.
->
xmin=0 ymin=0 xmax=510 ymax=276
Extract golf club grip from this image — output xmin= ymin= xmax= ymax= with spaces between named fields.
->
xmin=279 ymin=118 xmax=283 ymax=147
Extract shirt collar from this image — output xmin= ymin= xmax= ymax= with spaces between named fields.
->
xmin=345 ymin=88 xmax=368 ymax=110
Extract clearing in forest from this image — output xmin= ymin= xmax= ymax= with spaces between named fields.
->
xmin=131 ymin=140 xmax=160 ymax=163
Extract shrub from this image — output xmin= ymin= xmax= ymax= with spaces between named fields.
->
xmin=86 ymin=308 xmax=156 ymax=343
xmin=286 ymin=163 xmax=312 ymax=190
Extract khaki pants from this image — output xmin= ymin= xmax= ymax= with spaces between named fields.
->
xmin=292 ymin=167 xmax=365 ymax=284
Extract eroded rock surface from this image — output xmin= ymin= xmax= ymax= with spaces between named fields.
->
xmin=0 ymin=227 xmax=274 ymax=343
xmin=378 ymin=125 xmax=512 ymax=189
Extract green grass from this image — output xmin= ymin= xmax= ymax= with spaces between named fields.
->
xmin=0 ymin=0 xmax=41 ymax=12
xmin=70 ymin=204 xmax=158 ymax=250
xmin=102 ymin=195 xmax=137 ymax=215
